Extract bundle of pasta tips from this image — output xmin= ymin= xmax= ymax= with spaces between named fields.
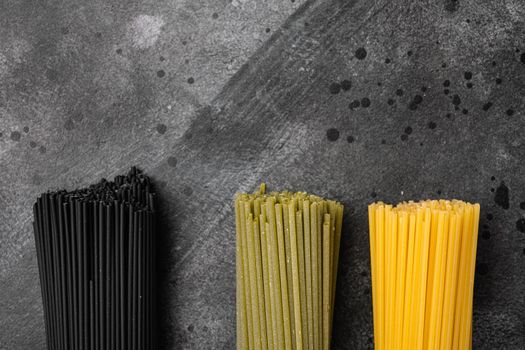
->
xmin=235 ymin=185 xmax=344 ymax=350
xmin=368 ymin=200 xmax=480 ymax=350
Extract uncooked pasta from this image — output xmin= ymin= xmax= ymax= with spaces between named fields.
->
xmin=235 ymin=185 xmax=344 ymax=350
xmin=368 ymin=200 xmax=480 ymax=350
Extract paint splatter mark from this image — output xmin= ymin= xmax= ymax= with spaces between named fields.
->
xmin=64 ymin=119 xmax=74 ymax=131
xmin=444 ymin=0 xmax=459 ymax=12
xmin=506 ymin=109 xmax=514 ymax=116
xmin=355 ymin=47 xmax=367 ymax=60
xmin=183 ymin=186 xmax=193 ymax=196
xmin=516 ymin=219 xmax=525 ymax=233
xmin=128 ymin=15 xmax=165 ymax=49
xmin=494 ymin=182 xmax=509 ymax=209
xmin=340 ymin=80 xmax=352 ymax=91
xmin=347 ymin=135 xmax=354 ymax=143
xmin=361 ymin=97 xmax=371 ymax=108
xmin=349 ymin=100 xmax=360 ymax=109
xmin=187 ymin=77 xmax=194 ymax=84
xmin=10 ymin=131 xmax=21 ymax=141
xmin=329 ymin=83 xmax=341 ymax=94
xmin=428 ymin=121 xmax=437 ymax=129
xmin=482 ymin=102 xmax=493 ymax=111
xmin=156 ymin=124 xmax=167 ymax=134
xmin=157 ymin=70 xmax=165 ymax=78
xmin=326 ymin=128 xmax=340 ymax=141
xmin=476 ymin=263 xmax=488 ymax=275
xmin=167 ymin=156 xmax=177 ymax=167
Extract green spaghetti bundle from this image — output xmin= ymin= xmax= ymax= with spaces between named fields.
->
xmin=235 ymin=185 xmax=344 ymax=350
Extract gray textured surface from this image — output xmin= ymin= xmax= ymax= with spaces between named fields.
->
xmin=1 ymin=0 xmax=525 ymax=349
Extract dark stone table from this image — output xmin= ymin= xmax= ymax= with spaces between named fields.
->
xmin=1 ymin=0 xmax=524 ymax=348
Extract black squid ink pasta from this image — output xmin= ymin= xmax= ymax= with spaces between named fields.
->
xmin=32 ymin=167 xmax=157 ymax=350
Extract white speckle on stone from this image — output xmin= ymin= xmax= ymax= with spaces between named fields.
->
xmin=167 ymin=105 xmax=172 ymax=110
xmin=128 ymin=15 xmax=165 ymax=49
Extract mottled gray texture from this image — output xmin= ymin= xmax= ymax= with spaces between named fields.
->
xmin=1 ymin=0 xmax=525 ymax=349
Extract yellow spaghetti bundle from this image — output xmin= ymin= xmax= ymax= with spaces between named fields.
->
xmin=368 ymin=200 xmax=480 ymax=350
xmin=235 ymin=185 xmax=344 ymax=350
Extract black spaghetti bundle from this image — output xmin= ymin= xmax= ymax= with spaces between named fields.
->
xmin=32 ymin=167 xmax=157 ymax=350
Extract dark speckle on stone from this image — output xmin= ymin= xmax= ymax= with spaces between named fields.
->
xmin=495 ymin=78 xmax=502 ymax=84
xmin=413 ymin=95 xmax=423 ymax=104
xmin=349 ymin=100 xmax=360 ymax=109
xmin=517 ymin=218 xmax=525 ymax=233
xmin=116 ymin=48 xmax=122 ymax=55
xmin=23 ymin=126 xmax=29 ymax=133
xmin=61 ymin=27 xmax=69 ymax=35
xmin=428 ymin=121 xmax=437 ymax=129
xmin=452 ymin=94 xmax=461 ymax=105
xmin=212 ymin=12 xmax=219 ymax=19
xmin=45 ymin=69 xmax=58 ymax=82
xmin=486 ymin=213 xmax=493 ymax=220
xmin=444 ymin=89 xmax=449 ymax=95
xmin=462 ymin=109 xmax=468 ymax=114
xmin=482 ymin=102 xmax=493 ymax=111
xmin=265 ymin=28 xmax=271 ymax=33
xmin=371 ymin=191 xmax=377 ymax=198
xmin=355 ymin=47 xmax=367 ymax=60
xmin=404 ymin=126 xmax=413 ymax=134
xmin=466 ymin=82 xmax=473 ymax=88
xmin=188 ymin=324 xmax=194 ymax=332
xmin=443 ymin=80 xmax=450 ymax=87
xmin=492 ymin=61 xmax=497 ymax=66
xmin=39 ymin=146 xmax=46 ymax=154
xmin=494 ymin=181 xmax=509 ymax=209
xmin=10 ymin=131 xmax=21 ymax=141
xmin=464 ymin=71 xmax=472 ymax=80
xmin=477 ymin=263 xmax=488 ymax=275
xmin=521 ymin=53 xmax=525 ymax=64
xmin=183 ymin=186 xmax=193 ymax=196
xmin=326 ymin=128 xmax=340 ymax=141
xmin=361 ymin=97 xmax=371 ymax=108
xmin=329 ymin=82 xmax=341 ymax=94
xmin=442 ymin=63 xmax=447 ymax=68
xmin=29 ymin=141 xmax=37 ymax=148
xmin=64 ymin=119 xmax=74 ymax=131
xmin=506 ymin=109 xmax=514 ymax=116
xmin=387 ymin=98 xmax=394 ymax=105
xmin=395 ymin=89 xmax=403 ymax=96
xmin=381 ymin=139 xmax=386 ymax=144
xmin=385 ymin=58 xmax=391 ymax=64
xmin=482 ymin=230 xmax=491 ymax=240
xmin=421 ymin=86 xmax=427 ymax=92
xmin=491 ymin=176 xmax=496 ymax=181
xmin=445 ymin=0 xmax=460 ymax=12
xmin=347 ymin=135 xmax=354 ymax=143
xmin=401 ymin=134 xmax=408 ymax=141
xmin=407 ymin=50 xmax=413 ymax=57
xmin=156 ymin=124 xmax=167 ymax=134
xmin=340 ymin=80 xmax=352 ymax=91
xmin=167 ymin=156 xmax=177 ymax=167
xmin=159 ymin=56 xmax=165 ymax=61
xmin=520 ymin=202 xmax=525 ymax=210
xmin=157 ymin=70 xmax=165 ymax=78
xmin=187 ymin=77 xmax=195 ymax=84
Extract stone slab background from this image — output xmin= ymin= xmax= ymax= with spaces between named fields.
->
xmin=0 ymin=0 xmax=524 ymax=348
